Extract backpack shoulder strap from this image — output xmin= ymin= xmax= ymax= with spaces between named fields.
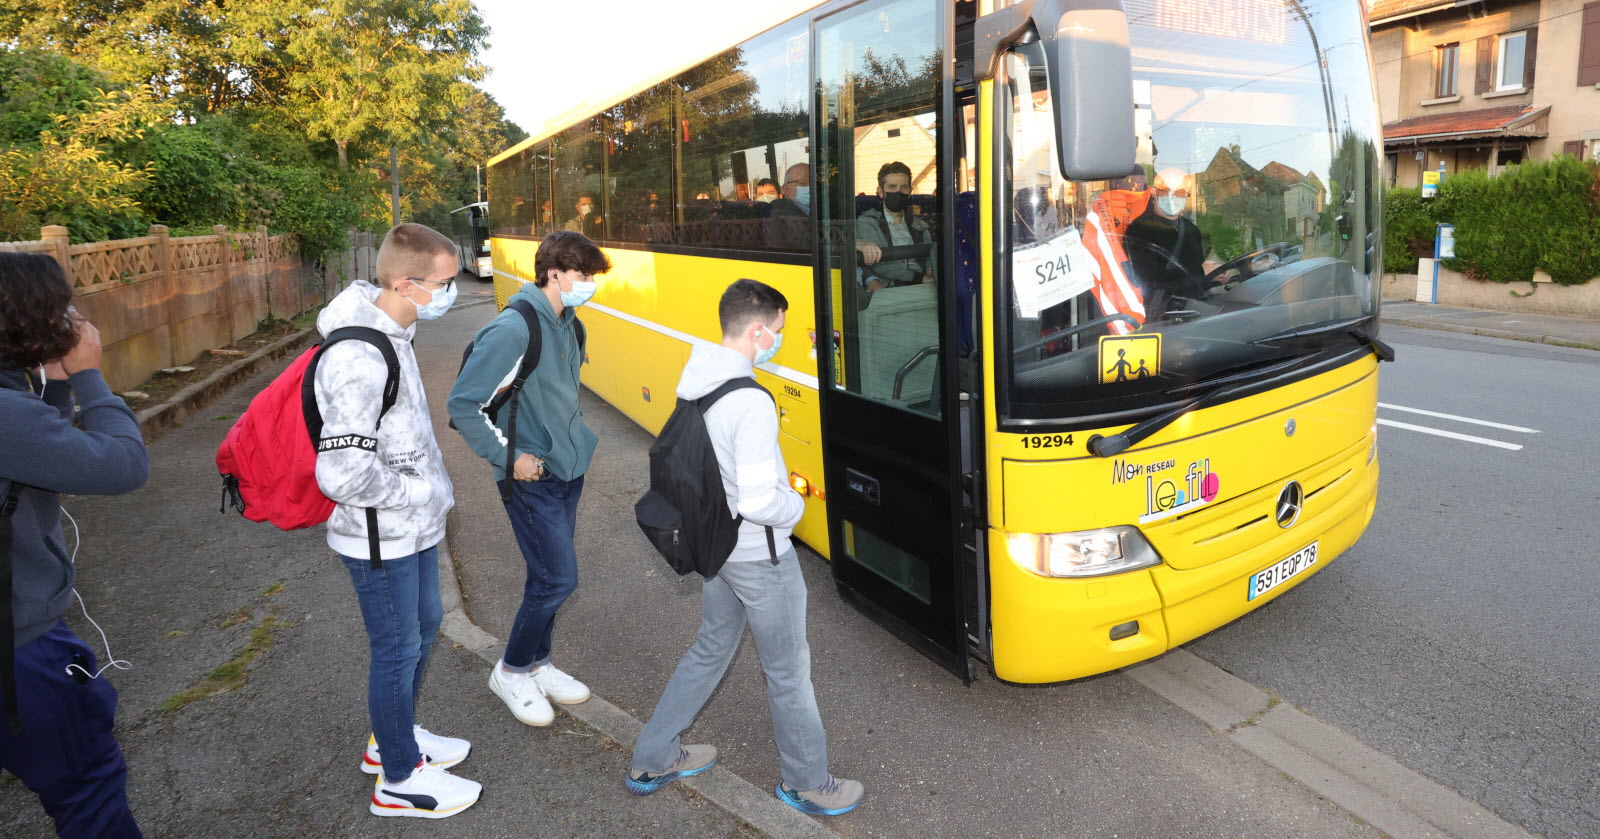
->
xmin=695 ymin=377 xmax=771 ymax=413
xmin=574 ymin=317 xmax=587 ymax=358
xmin=303 ymin=327 xmax=402 ymax=441
xmin=505 ymin=299 xmax=542 ymax=381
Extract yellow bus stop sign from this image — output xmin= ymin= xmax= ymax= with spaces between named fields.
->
xmin=1098 ymin=334 xmax=1161 ymax=384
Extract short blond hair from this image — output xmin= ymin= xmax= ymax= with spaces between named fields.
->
xmin=376 ymin=223 xmax=457 ymax=289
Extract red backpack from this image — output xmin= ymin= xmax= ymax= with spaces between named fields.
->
xmin=216 ymin=327 xmax=399 ymax=567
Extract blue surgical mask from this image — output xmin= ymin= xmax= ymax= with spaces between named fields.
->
xmin=411 ymin=281 xmax=457 ymax=320
xmin=793 ymin=186 xmax=810 ymax=210
xmin=754 ymin=327 xmax=783 ymax=365
xmin=560 ymin=279 xmax=597 ymax=308
xmin=1157 ymin=194 xmax=1187 ymax=217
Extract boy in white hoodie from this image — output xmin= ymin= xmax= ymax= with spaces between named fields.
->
xmin=627 ymin=279 xmax=864 ymax=817
xmin=313 ymin=223 xmax=479 ymax=818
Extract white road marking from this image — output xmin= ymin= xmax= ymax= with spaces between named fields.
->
xmin=1377 ymin=403 xmax=1540 ymax=434
xmin=1377 ymin=419 xmax=1524 ymax=451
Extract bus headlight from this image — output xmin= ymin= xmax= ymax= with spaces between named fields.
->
xmin=1005 ymin=526 xmax=1162 ymax=578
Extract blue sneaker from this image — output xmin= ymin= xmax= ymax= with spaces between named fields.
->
xmin=775 ymin=775 xmax=864 ymax=816
xmin=625 ymin=745 xmax=718 ymax=795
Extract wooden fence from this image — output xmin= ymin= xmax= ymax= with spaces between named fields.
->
xmin=1 ymin=224 xmax=332 ymax=393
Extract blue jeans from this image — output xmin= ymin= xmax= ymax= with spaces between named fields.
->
xmin=499 ymin=474 xmax=584 ymax=672
xmin=633 ymin=550 xmax=830 ymax=791
xmin=340 ymin=546 xmax=442 ymax=784
xmin=0 ymin=621 xmax=142 ymax=838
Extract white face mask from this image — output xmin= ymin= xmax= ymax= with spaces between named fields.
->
xmin=757 ymin=193 xmax=778 ymax=203
xmin=1157 ymin=194 xmax=1187 ymax=217
xmin=578 ymin=204 xmax=592 ymax=217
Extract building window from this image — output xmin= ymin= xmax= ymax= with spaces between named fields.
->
xmin=1435 ymin=43 xmax=1459 ymax=97
xmin=1496 ymin=31 xmax=1527 ymax=90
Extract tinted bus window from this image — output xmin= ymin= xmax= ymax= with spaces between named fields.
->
xmin=554 ymin=121 xmax=606 ymax=241
xmin=676 ymin=19 xmax=811 ymax=252
xmin=607 ymin=90 xmax=675 ymax=245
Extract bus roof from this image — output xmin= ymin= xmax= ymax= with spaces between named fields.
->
xmin=450 ymin=202 xmax=489 ymax=213
xmin=487 ymin=0 xmax=823 ymax=168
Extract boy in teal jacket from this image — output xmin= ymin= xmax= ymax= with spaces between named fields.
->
xmin=448 ymin=231 xmax=610 ymax=726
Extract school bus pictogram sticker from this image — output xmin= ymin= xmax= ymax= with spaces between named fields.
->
xmin=1098 ymin=333 xmax=1161 ymax=384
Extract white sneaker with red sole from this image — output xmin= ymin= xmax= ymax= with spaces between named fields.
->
xmin=361 ymin=725 xmax=471 ymax=775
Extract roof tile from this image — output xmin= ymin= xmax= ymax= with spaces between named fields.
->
xmin=1382 ymin=103 xmax=1541 ymax=140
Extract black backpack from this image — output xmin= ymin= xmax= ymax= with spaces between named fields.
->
xmin=635 ymin=377 xmax=777 ymax=578
xmin=449 ymin=298 xmax=584 ymax=502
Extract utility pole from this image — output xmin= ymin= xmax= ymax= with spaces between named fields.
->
xmin=476 ymin=165 xmax=483 ymax=204
xmin=390 ymin=145 xmax=401 ymax=227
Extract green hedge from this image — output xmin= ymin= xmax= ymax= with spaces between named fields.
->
xmin=1385 ymin=156 xmax=1600 ymax=285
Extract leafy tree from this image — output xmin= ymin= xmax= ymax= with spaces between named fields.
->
xmin=279 ymin=0 xmax=487 ymax=170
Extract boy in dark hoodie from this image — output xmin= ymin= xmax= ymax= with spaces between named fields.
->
xmin=0 ymin=252 xmax=150 ymax=837
xmin=448 ymin=231 xmax=610 ymax=727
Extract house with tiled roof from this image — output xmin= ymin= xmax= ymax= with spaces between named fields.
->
xmin=1370 ymin=0 xmax=1600 ymax=186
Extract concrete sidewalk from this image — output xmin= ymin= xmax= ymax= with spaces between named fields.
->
xmin=1382 ymin=301 xmax=1600 ymax=349
xmin=0 ymin=290 xmax=760 ymax=839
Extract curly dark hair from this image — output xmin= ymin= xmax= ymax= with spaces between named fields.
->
xmin=533 ymin=230 xmax=611 ymax=287
xmin=0 ymin=252 xmax=78 ymax=371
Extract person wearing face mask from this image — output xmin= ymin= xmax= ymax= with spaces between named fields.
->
xmin=310 ymin=223 xmax=480 ymax=818
xmin=764 ymin=163 xmax=812 ymax=251
xmin=1122 ymin=166 xmax=1216 ymax=320
xmin=447 ymin=231 xmax=611 ymax=727
xmin=754 ymin=178 xmax=780 ymax=203
xmin=627 ymin=279 xmax=863 ymax=817
xmin=854 ymin=161 xmax=936 ymax=295
xmin=564 ymin=193 xmax=604 ymax=237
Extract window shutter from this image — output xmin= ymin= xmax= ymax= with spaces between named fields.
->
xmin=1522 ymin=28 xmax=1537 ymax=89
xmin=1563 ymin=140 xmax=1584 ymax=157
xmin=1475 ymin=36 xmax=1494 ymax=94
xmin=1580 ymin=2 xmax=1600 ymax=87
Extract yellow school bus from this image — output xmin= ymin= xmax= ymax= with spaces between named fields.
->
xmin=486 ymin=0 xmax=1387 ymax=682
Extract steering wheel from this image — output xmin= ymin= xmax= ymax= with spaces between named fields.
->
xmin=1203 ymin=242 xmax=1293 ymax=285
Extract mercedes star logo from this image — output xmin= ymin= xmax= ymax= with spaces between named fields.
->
xmin=1275 ymin=481 xmax=1304 ymax=528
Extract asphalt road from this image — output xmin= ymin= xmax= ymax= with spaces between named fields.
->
xmin=431 ymin=300 xmax=1385 ymax=839
xmin=1191 ymin=325 xmax=1600 ymax=839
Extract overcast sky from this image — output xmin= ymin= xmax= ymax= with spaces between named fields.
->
xmin=475 ymin=0 xmax=817 ymax=143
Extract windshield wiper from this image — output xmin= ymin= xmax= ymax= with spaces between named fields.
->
xmin=1249 ymin=317 xmax=1396 ymax=363
xmin=1086 ymin=355 xmax=1316 ymax=458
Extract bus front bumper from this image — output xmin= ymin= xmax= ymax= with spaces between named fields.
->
xmin=987 ymin=460 xmax=1379 ymax=684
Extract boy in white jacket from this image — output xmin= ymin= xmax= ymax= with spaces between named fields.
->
xmin=627 ymin=280 xmax=864 ymax=817
xmin=313 ymin=224 xmax=479 ymax=818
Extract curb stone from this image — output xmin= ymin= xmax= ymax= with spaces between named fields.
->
xmin=434 ymin=539 xmax=839 ymax=839
xmin=133 ymin=296 xmax=500 ymax=443
xmin=1380 ymin=315 xmax=1600 ymax=352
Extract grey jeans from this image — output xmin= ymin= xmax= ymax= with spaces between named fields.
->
xmin=632 ymin=549 xmax=830 ymax=791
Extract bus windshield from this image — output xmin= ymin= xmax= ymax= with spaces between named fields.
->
xmin=1000 ymin=0 xmax=1381 ymax=425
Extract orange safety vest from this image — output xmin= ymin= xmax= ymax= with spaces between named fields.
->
xmin=1081 ymin=189 xmax=1149 ymax=335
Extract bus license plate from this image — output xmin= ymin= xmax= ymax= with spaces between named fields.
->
xmin=1248 ymin=542 xmax=1319 ymax=601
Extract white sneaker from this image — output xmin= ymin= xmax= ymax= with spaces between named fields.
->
xmin=489 ymin=664 xmax=554 ymax=725
xmin=370 ymin=761 xmax=481 ymax=819
xmin=361 ymin=726 xmax=471 ymax=775
xmin=531 ymin=663 xmax=591 ymax=705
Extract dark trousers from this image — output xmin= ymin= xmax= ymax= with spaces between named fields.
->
xmin=0 ymin=621 xmax=142 ymax=838
xmin=498 ymin=474 xmax=584 ymax=671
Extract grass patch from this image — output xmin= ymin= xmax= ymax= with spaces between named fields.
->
xmin=165 ymin=630 xmax=185 ymax=639
xmin=212 ymin=413 xmax=238 ymax=421
xmin=160 ymin=609 xmax=284 ymax=713
xmin=258 ymin=581 xmax=284 ymax=599
xmin=219 ymin=607 xmax=251 ymax=629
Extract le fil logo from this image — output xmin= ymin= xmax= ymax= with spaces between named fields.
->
xmin=1139 ymin=459 xmax=1220 ymax=524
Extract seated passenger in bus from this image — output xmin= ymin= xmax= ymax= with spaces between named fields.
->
xmin=855 ymin=161 xmax=935 ymax=294
xmin=565 ymin=193 xmax=604 ymax=238
xmin=754 ymin=178 xmax=780 ymax=203
xmin=765 ymin=163 xmax=811 ymax=251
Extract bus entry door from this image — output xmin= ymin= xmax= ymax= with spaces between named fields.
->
xmin=814 ymin=0 xmax=970 ymax=680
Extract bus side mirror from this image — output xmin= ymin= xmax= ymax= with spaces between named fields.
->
xmin=1038 ymin=0 xmax=1136 ymax=181
xmin=973 ymin=0 xmax=1137 ymax=181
